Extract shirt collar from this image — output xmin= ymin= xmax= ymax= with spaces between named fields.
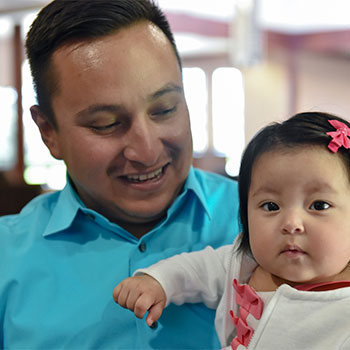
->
xmin=43 ymin=166 xmax=211 ymax=237
xmin=42 ymin=178 xmax=83 ymax=237
xmin=177 ymin=166 xmax=212 ymax=219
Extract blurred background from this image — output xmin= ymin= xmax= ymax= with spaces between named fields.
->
xmin=0 ymin=0 xmax=349 ymax=214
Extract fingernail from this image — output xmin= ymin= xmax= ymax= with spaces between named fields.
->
xmin=149 ymin=321 xmax=158 ymax=329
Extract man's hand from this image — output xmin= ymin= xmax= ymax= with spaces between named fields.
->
xmin=113 ymin=274 xmax=166 ymax=327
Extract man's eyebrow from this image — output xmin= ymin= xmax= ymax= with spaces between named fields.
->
xmin=75 ymin=84 xmax=183 ymax=120
xmin=75 ymin=104 xmax=124 ymax=120
xmin=148 ymin=83 xmax=183 ymax=101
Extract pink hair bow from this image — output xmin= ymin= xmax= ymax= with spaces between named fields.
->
xmin=326 ymin=119 xmax=350 ymax=153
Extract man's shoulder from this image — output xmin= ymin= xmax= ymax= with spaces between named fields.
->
xmin=0 ymin=190 xmax=60 ymax=234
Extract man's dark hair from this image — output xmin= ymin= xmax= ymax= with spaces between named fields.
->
xmin=238 ymin=111 xmax=350 ymax=255
xmin=25 ymin=0 xmax=181 ymax=126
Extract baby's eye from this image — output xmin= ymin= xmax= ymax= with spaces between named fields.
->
xmin=262 ymin=202 xmax=279 ymax=211
xmin=309 ymin=201 xmax=330 ymax=211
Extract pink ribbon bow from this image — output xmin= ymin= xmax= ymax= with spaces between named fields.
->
xmin=229 ymin=280 xmax=264 ymax=350
xmin=230 ymin=312 xmax=253 ymax=349
xmin=233 ymin=279 xmax=264 ymax=320
xmin=326 ymin=119 xmax=350 ymax=153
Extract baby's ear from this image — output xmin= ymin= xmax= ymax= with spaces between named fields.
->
xmin=30 ymin=105 xmax=63 ymax=160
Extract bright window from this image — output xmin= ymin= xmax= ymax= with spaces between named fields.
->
xmin=182 ymin=67 xmax=208 ymax=155
xmin=212 ymin=67 xmax=245 ymax=176
xmin=22 ymin=60 xmax=66 ymax=190
xmin=0 ymin=86 xmax=17 ymax=171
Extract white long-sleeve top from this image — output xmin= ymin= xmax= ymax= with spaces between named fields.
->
xmin=136 ymin=237 xmax=350 ymax=349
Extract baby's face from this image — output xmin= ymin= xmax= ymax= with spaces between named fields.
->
xmin=248 ymin=147 xmax=350 ymax=285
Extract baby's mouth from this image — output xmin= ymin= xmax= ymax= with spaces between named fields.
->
xmin=280 ymin=245 xmax=306 ymax=256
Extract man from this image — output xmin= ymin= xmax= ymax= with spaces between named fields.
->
xmin=0 ymin=0 xmax=240 ymax=348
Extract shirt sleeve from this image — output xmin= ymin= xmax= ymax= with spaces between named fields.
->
xmin=134 ymin=244 xmax=233 ymax=309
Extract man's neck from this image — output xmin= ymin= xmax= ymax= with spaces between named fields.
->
xmin=117 ymin=218 xmax=163 ymax=239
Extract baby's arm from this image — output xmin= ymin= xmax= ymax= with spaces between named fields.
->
xmin=113 ymin=274 xmax=166 ymax=327
xmin=114 ymin=244 xmax=232 ymax=325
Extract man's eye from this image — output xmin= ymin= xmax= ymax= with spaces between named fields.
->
xmin=262 ymin=202 xmax=279 ymax=211
xmin=152 ymin=106 xmax=176 ymax=116
xmin=309 ymin=201 xmax=330 ymax=211
xmin=91 ymin=121 xmax=120 ymax=131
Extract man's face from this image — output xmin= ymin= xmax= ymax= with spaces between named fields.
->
xmin=38 ymin=22 xmax=193 ymax=233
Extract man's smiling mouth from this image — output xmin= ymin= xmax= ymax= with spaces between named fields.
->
xmin=125 ymin=166 xmax=165 ymax=183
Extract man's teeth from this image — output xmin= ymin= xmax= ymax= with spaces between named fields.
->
xmin=127 ymin=168 xmax=163 ymax=182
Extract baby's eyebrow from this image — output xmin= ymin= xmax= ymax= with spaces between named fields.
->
xmin=249 ymin=185 xmax=278 ymax=198
xmin=304 ymin=182 xmax=337 ymax=194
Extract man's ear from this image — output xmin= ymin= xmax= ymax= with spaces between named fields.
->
xmin=30 ymin=105 xmax=63 ymax=160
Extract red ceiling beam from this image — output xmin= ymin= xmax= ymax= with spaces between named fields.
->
xmin=266 ymin=30 xmax=350 ymax=55
xmin=166 ymin=12 xmax=350 ymax=56
xmin=165 ymin=12 xmax=230 ymax=37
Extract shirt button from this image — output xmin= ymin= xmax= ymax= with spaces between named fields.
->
xmin=150 ymin=321 xmax=158 ymax=330
xmin=138 ymin=242 xmax=147 ymax=253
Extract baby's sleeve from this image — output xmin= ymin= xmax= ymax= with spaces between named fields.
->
xmin=134 ymin=244 xmax=232 ymax=308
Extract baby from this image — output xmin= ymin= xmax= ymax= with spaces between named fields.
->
xmin=114 ymin=111 xmax=350 ymax=349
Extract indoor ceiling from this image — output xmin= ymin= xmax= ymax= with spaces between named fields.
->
xmin=1 ymin=0 xmax=350 ymax=32
xmin=0 ymin=0 xmax=349 ymax=58
xmin=0 ymin=0 xmax=46 ymax=13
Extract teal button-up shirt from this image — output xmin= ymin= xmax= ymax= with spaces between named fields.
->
xmin=0 ymin=167 xmax=240 ymax=349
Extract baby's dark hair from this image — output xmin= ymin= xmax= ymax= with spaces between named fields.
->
xmin=238 ymin=111 xmax=350 ymax=255
xmin=25 ymin=0 xmax=180 ymax=127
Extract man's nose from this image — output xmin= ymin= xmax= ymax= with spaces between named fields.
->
xmin=281 ymin=210 xmax=305 ymax=235
xmin=123 ymin=118 xmax=161 ymax=166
